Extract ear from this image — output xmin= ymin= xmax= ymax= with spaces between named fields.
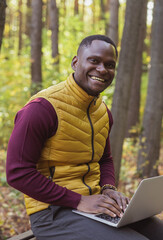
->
xmin=71 ymin=56 xmax=78 ymax=71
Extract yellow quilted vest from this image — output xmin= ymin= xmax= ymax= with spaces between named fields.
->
xmin=24 ymin=74 xmax=109 ymax=215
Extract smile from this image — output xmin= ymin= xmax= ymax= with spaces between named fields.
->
xmin=89 ymin=76 xmax=106 ymax=82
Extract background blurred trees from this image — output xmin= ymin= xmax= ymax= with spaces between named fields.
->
xmin=110 ymin=0 xmax=148 ymax=184
xmin=48 ymin=0 xmax=59 ymax=66
xmin=137 ymin=0 xmax=163 ymax=177
xmin=30 ymin=0 xmax=42 ymax=94
xmin=126 ymin=0 xmax=147 ymax=138
xmin=107 ymin=0 xmax=119 ymax=45
xmin=0 ymin=0 xmax=162 ymax=184
xmin=0 ymin=0 xmax=7 ymax=51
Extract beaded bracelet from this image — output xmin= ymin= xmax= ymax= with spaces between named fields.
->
xmin=101 ymin=184 xmax=117 ymax=193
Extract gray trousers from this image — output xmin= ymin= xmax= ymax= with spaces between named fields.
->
xmin=30 ymin=206 xmax=163 ymax=240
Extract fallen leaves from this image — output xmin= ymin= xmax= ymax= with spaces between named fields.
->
xmin=0 ymin=150 xmax=31 ymax=240
xmin=0 ymin=185 xmax=31 ymax=239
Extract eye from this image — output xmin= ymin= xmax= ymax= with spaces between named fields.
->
xmin=89 ymin=58 xmax=98 ymax=64
xmin=106 ymin=63 xmax=115 ymax=69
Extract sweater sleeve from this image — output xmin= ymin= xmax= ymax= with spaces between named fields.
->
xmin=6 ymin=98 xmax=81 ymax=209
xmin=99 ymin=108 xmax=115 ymax=187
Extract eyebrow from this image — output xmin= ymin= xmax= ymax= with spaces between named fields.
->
xmin=87 ymin=55 xmax=116 ymax=63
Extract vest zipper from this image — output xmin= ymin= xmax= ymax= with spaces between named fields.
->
xmin=48 ymin=166 xmax=55 ymax=181
xmin=82 ymin=98 xmax=96 ymax=195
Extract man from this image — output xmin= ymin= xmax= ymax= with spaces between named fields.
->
xmin=6 ymin=35 xmax=163 ymax=240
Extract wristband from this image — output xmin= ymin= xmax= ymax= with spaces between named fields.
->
xmin=101 ymin=184 xmax=117 ymax=193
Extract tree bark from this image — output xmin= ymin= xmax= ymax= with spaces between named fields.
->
xmin=48 ymin=0 xmax=59 ymax=64
xmin=25 ymin=0 xmax=31 ymax=36
xmin=107 ymin=0 xmax=119 ymax=45
xmin=30 ymin=0 xmax=42 ymax=95
xmin=74 ymin=0 xmax=79 ymax=15
xmin=82 ymin=0 xmax=85 ymax=21
xmin=137 ymin=0 xmax=163 ymax=177
xmin=100 ymin=0 xmax=105 ymax=20
xmin=110 ymin=0 xmax=146 ymax=185
xmin=126 ymin=0 xmax=147 ymax=137
xmin=106 ymin=0 xmax=110 ymax=12
xmin=0 ymin=0 xmax=7 ymax=51
xmin=18 ymin=0 xmax=23 ymax=55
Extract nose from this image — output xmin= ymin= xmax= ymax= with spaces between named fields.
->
xmin=96 ymin=63 xmax=107 ymax=74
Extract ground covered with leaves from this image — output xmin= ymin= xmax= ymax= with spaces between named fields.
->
xmin=0 ymin=144 xmax=163 ymax=239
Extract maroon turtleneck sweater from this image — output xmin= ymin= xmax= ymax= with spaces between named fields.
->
xmin=6 ymin=97 xmax=115 ymax=210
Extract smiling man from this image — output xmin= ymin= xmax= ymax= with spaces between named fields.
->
xmin=6 ymin=35 xmax=163 ymax=240
xmin=72 ymin=38 xmax=117 ymax=96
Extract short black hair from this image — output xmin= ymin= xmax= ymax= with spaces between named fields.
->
xmin=77 ymin=34 xmax=118 ymax=58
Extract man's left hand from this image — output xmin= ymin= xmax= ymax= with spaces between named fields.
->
xmin=102 ymin=189 xmax=130 ymax=213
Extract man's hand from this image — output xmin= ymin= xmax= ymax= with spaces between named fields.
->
xmin=102 ymin=189 xmax=130 ymax=213
xmin=77 ymin=194 xmax=123 ymax=218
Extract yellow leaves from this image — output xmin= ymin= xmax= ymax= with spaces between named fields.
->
xmin=146 ymin=56 xmax=151 ymax=63
xmin=10 ymin=228 xmax=16 ymax=236
xmin=141 ymin=137 xmax=146 ymax=143
xmin=141 ymin=151 xmax=147 ymax=157
xmin=0 ymin=218 xmax=5 ymax=227
xmin=120 ymin=138 xmax=139 ymax=194
xmin=153 ymin=160 xmax=160 ymax=169
xmin=47 ymin=30 xmax=51 ymax=37
xmin=0 ymin=183 xmax=31 ymax=238
xmin=129 ymin=128 xmax=137 ymax=134
xmin=141 ymin=160 xmax=149 ymax=168
xmin=4 ymin=23 xmax=10 ymax=34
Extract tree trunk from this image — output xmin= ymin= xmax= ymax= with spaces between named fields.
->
xmin=30 ymin=0 xmax=42 ymax=95
xmin=25 ymin=0 xmax=31 ymax=36
xmin=92 ymin=0 xmax=96 ymax=28
xmin=106 ymin=0 xmax=110 ymax=12
xmin=100 ymin=0 xmax=105 ymax=20
xmin=46 ymin=0 xmax=50 ymax=29
xmin=18 ymin=0 xmax=23 ymax=55
xmin=126 ymin=0 xmax=147 ymax=138
xmin=104 ymin=0 xmax=110 ymax=36
xmin=48 ymin=0 xmax=59 ymax=65
xmin=107 ymin=0 xmax=119 ymax=45
xmin=137 ymin=0 xmax=163 ymax=177
xmin=74 ymin=0 xmax=79 ymax=15
xmin=0 ymin=0 xmax=7 ymax=51
xmin=100 ymin=0 xmax=110 ymax=35
xmin=110 ymin=0 xmax=145 ymax=185
xmin=82 ymin=0 xmax=85 ymax=21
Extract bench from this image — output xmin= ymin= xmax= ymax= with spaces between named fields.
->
xmin=7 ymin=230 xmax=36 ymax=240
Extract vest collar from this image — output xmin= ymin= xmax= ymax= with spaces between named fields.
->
xmin=66 ymin=73 xmax=100 ymax=106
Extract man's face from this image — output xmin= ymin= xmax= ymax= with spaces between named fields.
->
xmin=71 ymin=40 xmax=117 ymax=96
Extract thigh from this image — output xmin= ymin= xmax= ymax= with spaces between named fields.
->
xmin=30 ymin=206 xmax=149 ymax=240
xmin=129 ymin=216 xmax=163 ymax=240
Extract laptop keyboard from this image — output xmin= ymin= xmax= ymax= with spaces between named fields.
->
xmin=95 ymin=213 xmax=121 ymax=224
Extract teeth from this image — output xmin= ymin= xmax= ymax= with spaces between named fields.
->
xmin=91 ymin=76 xmax=105 ymax=82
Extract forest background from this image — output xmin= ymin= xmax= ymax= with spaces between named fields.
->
xmin=0 ymin=0 xmax=163 ymax=239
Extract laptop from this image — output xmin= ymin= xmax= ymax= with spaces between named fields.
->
xmin=72 ymin=175 xmax=163 ymax=228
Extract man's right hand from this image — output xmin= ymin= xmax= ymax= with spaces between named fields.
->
xmin=77 ymin=194 xmax=123 ymax=218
